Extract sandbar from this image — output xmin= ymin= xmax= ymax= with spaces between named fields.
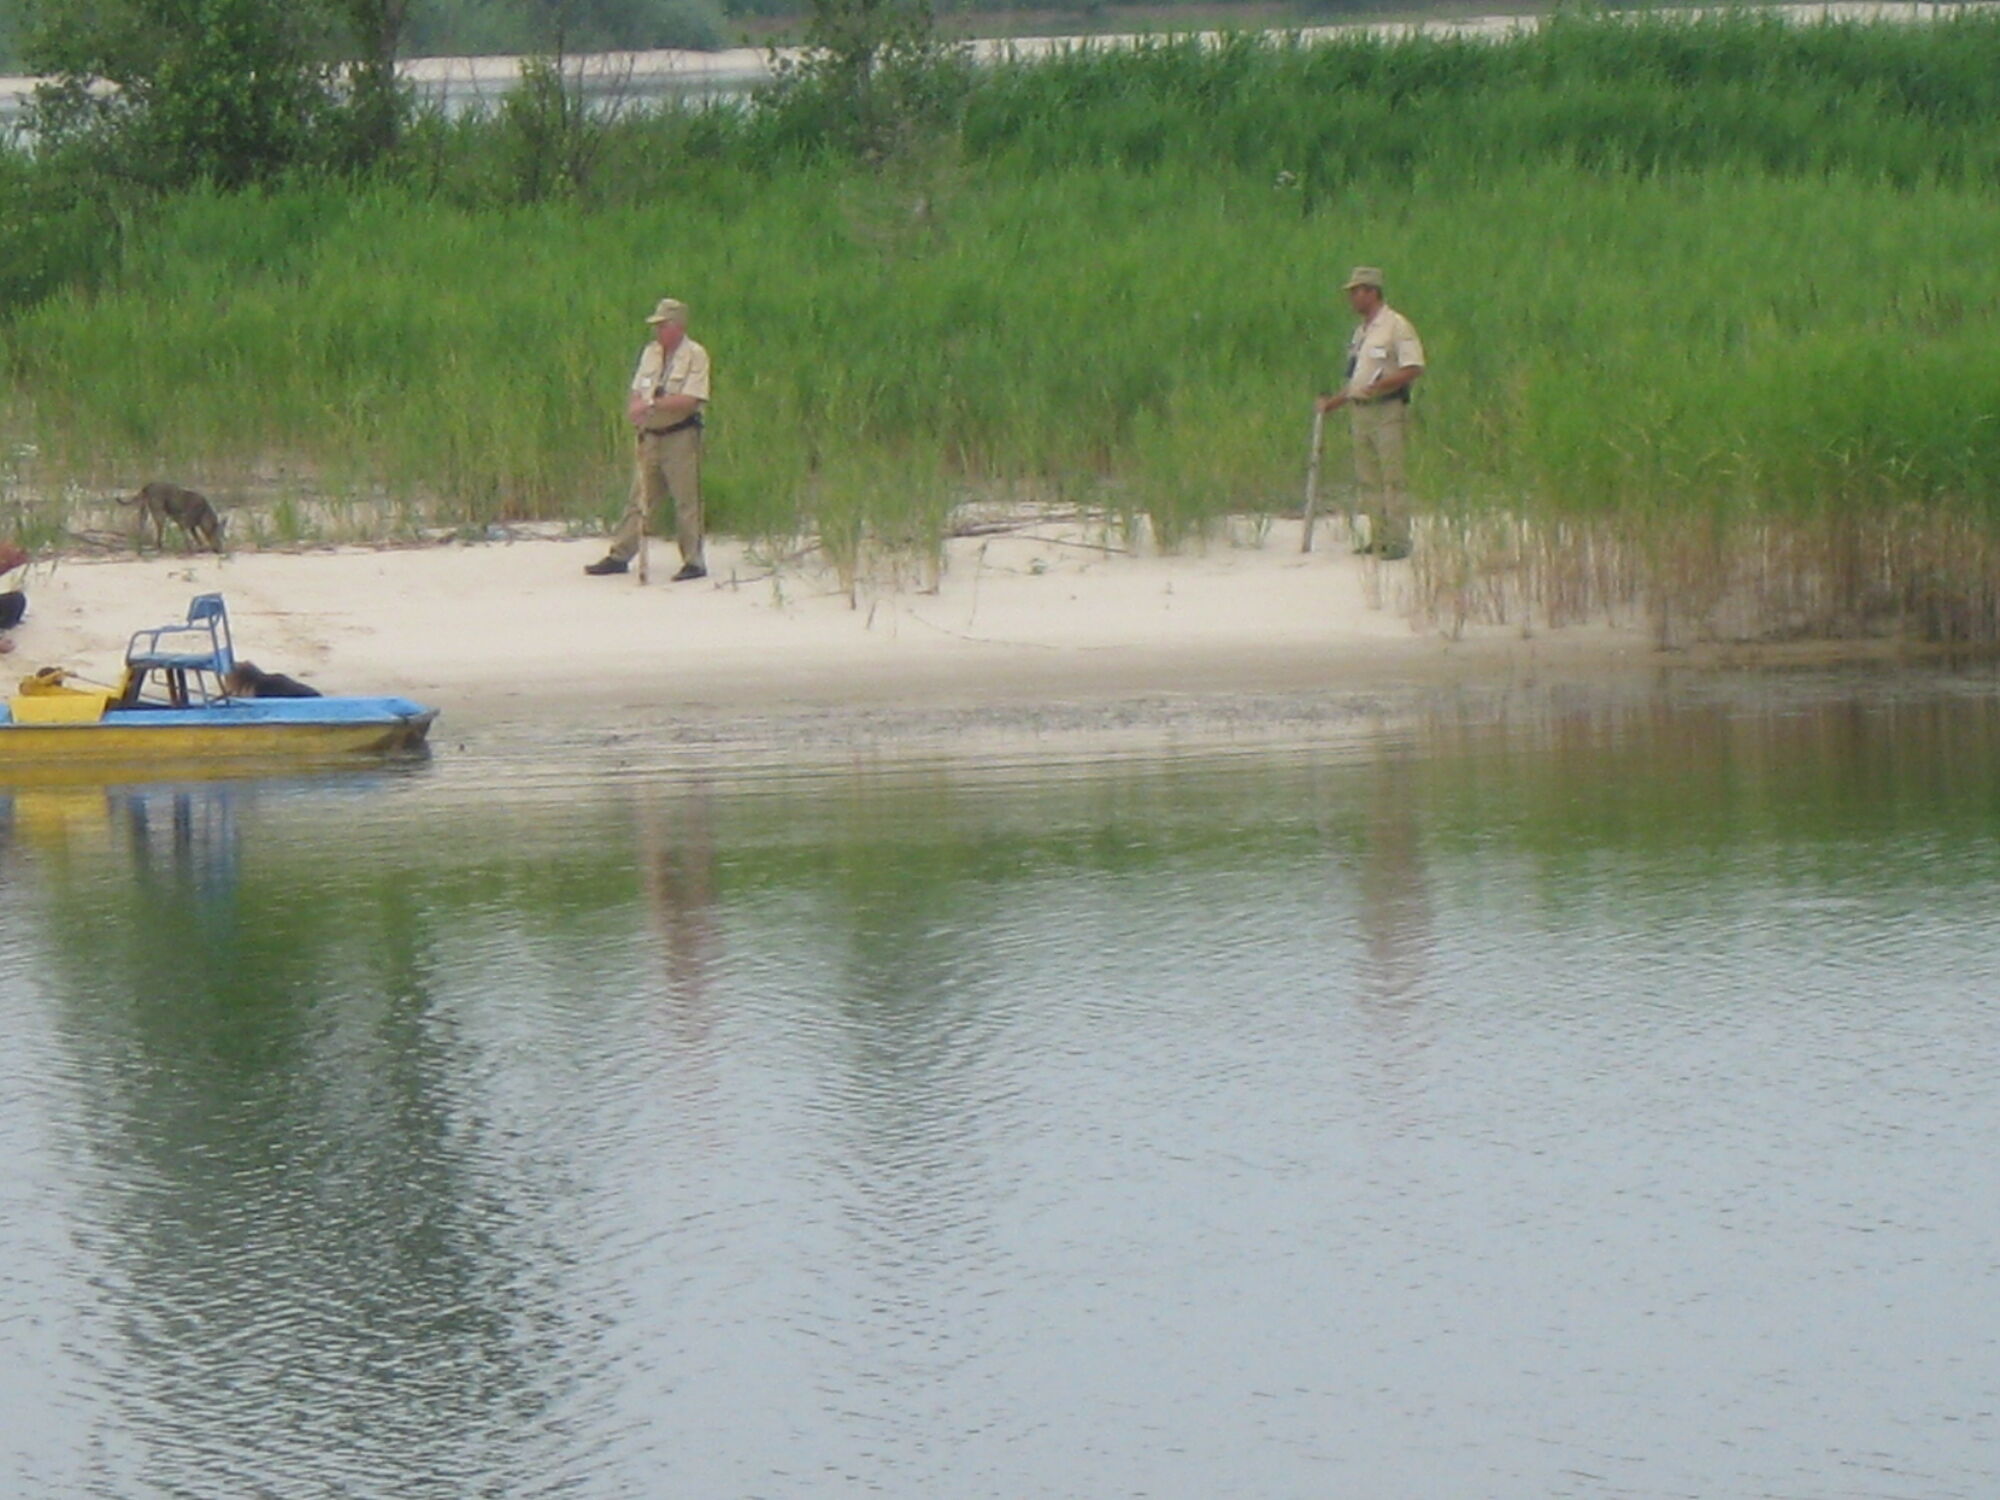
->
xmin=1 ymin=520 xmax=1690 ymax=763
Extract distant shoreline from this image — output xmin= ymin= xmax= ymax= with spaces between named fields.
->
xmin=0 ymin=2 xmax=1965 ymax=122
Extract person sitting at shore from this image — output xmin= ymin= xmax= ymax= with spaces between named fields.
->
xmin=0 ymin=541 xmax=27 ymax=655
xmin=224 ymin=661 xmax=322 ymax=699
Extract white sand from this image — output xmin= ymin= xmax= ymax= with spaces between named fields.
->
xmin=3 ymin=522 xmax=1655 ymax=735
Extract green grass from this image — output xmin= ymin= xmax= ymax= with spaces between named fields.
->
xmin=8 ymin=12 xmax=2000 ymax=639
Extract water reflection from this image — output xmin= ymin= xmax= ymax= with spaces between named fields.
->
xmin=119 ymin=787 xmax=240 ymax=920
xmin=1349 ymin=745 xmax=1438 ymax=1123
xmin=2 ymin=776 xmax=596 ymax=1496
xmin=4 ymin=675 xmax=1999 ymax=1497
xmin=636 ymin=784 xmax=721 ymax=1031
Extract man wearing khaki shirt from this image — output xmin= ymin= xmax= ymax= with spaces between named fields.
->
xmin=1317 ymin=266 xmax=1425 ymax=559
xmin=587 ymin=296 xmax=712 ymax=581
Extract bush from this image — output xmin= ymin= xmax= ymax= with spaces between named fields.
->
xmin=20 ymin=0 xmax=345 ymax=190
xmin=0 ymin=143 xmax=135 ymax=314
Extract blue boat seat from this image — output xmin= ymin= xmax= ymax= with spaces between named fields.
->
xmin=123 ymin=594 xmax=236 ymax=706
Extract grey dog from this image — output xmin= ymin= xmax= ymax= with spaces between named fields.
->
xmin=120 ymin=481 xmax=225 ymax=554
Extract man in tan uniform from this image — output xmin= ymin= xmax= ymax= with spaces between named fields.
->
xmin=1317 ymin=266 xmax=1425 ymax=559
xmin=587 ymin=296 xmax=711 ymax=581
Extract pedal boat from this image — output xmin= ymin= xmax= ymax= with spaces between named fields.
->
xmin=0 ymin=594 xmax=436 ymax=770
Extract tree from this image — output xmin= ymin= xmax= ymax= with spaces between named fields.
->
xmin=770 ymin=0 xmax=954 ymax=156
xmin=336 ymin=0 xmax=413 ymax=165
xmin=21 ymin=0 xmax=411 ymax=188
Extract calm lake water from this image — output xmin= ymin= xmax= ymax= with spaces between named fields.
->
xmin=3 ymin=672 xmax=1997 ymax=1500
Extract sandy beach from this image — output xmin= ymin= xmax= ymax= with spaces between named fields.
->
xmin=0 ymin=521 xmax=1667 ymax=747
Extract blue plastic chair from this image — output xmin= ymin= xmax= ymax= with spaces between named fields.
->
xmin=122 ymin=594 xmax=237 ymax=706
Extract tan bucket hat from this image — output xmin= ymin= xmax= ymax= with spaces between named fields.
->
xmin=645 ymin=297 xmax=689 ymax=325
xmin=1340 ymin=266 xmax=1385 ymax=291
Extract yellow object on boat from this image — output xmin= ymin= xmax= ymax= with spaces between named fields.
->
xmin=9 ymin=670 xmax=113 ymax=724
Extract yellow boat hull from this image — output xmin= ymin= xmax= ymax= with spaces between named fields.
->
xmin=0 ymin=709 xmax=436 ymax=785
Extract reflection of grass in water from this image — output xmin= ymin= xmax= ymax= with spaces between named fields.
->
xmin=27 ymin=688 xmax=2000 ymax=941
xmin=10 ymin=15 xmax=2000 ymax=635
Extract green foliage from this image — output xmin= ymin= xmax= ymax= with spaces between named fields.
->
xmin=18 ymin=150 xmax=2000 ymax=546
xmin=402 ymin=0 xmax=725 ymax=53
xmin=20 ymin=0 xmax=343 ymax=188
xmin=497 ymin=56 xmax=612 ymax=199
xmin=0 ymin=147 xmax=133 ymax=314
xmin=17 ymin=0 xmax=419 ymax=188
xmin=948 ymin=13 xmax=2000 ymax=184
xmin=764 ymin=0 xmax=956 ymax=157
xmin=559 ymin=0 xmax=727 ymax=50
xmin=338 ymin=0 xmax=416 ymax=166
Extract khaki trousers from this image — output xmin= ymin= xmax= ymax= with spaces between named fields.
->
xmin=1350 ymin=401 xmax=1411 ymax=552
xmin=611 ymin=427 xmax=705 ymax=569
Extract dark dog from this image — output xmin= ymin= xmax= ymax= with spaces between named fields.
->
xmin=120 ymin=481 xmax=225 ymax=554
xmin=224 ymin=661 xmax=321 ymax=699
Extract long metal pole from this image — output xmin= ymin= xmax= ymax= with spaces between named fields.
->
xmin=635 ymin=448 xmax=651 ymax=585
xmin=1299 ymin=405 xmax=1327 ymax=554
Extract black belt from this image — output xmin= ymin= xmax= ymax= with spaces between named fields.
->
xmin=642 ymin=415 xmax=703 ymax=437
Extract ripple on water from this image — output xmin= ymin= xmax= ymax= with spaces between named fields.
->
xmin=3 ymin=678 xmax=1999 ymax=1496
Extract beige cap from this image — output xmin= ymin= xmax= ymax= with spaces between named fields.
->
xmin=1341 ymin=266 xmax=1385 ymax=291
xmin=645 ymin=297 xmax=688 ymax=325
